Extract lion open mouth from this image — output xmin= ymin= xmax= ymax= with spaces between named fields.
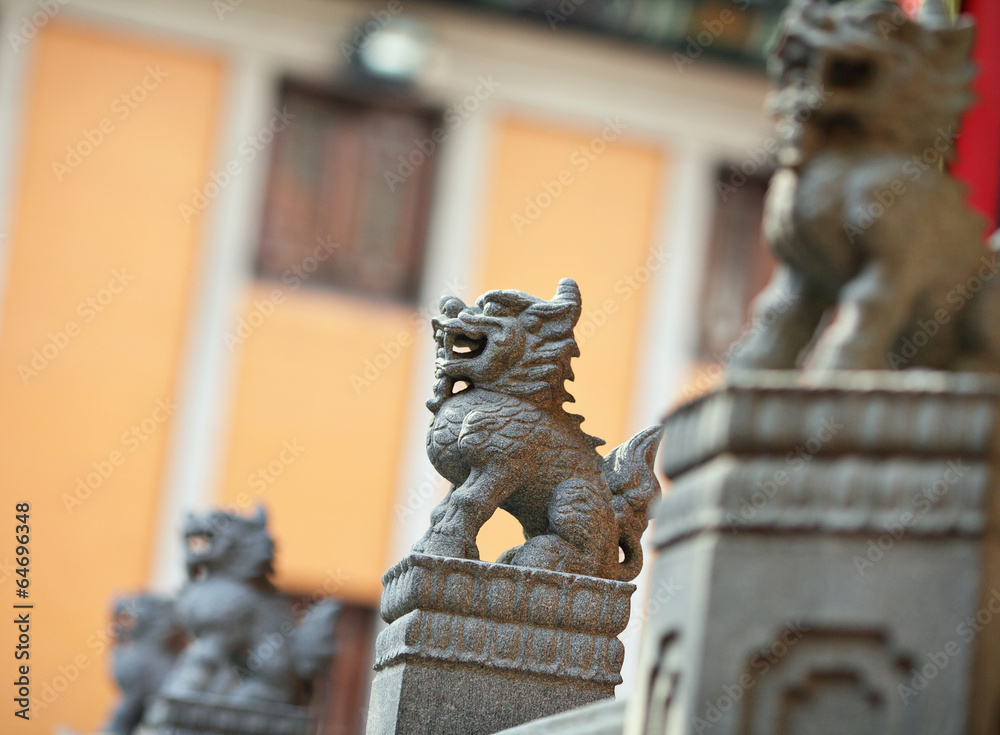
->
xmin=186 ymin=532 xmax=213 ymax=580
xmin=429 ymin=325 xmax=487 ymax=409
xmin=443 ymin=329 xmax=486 ymax=361
xmin=187 ymin=533 xmax=213 ymax=554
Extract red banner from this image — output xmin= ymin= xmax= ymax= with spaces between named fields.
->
xmin=953 ymin=0 xmax=1000 ymax=230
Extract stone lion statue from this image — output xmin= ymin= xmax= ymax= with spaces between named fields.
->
xmin=733 ymin=0 xmax=1000 ymax=372
xmin=158 ymin=508 xmax=340 ymax=705
xmin=413 ymin=278 xmax=662 ymax=581
xmin=102 ymin=594 xmax=182 ymax=735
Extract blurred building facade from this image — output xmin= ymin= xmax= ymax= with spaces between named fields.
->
xmin=0 ymin=0 xmax=995 ymax=732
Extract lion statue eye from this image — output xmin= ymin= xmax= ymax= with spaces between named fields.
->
xmin=483 ymin=302 xmax=506 ymax=317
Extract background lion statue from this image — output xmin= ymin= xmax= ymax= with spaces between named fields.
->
xmin=413 ymin=278 xmax=661 ymax=581
xmin=102 ymin=594 xmax=182 ymax=735
xmin=733 ymin=0 xmax=1000 ymax=372
xmin=158 ymin=508 xmax=340 ymax=705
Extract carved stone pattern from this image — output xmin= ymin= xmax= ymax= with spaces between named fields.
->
xmin=146 ymin=693 xmax=309 ymax=735
xmin=380 ymin=554 xmax=635 ymax=636
xmin=661 ymin=372 xmax=998 ymax=479
xmin=737 ymin=629 xmax=915 ymax=735
xmin=373 ymin=609 xmax=626 ymax=686
xmin=655 ymin=456 xmax=989 ymax=547
xmin=642 ymin=632 xmax=682 ymax=735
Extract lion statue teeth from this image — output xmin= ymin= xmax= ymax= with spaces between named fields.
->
xmin=733 ymin=0 xmax=1000 ymax=372
xmin=413 ymin=278 xmax=662 ymax=582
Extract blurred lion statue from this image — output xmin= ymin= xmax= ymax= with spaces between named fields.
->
xmin=102 ymin=594 xmax=183 ymax=735
xmin=159 ymin=508 xmax=340 ymax=705
xmin=733 ymin=0 xmax=1000 ymax=372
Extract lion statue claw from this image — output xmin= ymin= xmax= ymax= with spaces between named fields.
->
xmin=413 ymin=278 xmax=662 ymax=582
xmin=733 ymin=0 xmax=1000 ymax=372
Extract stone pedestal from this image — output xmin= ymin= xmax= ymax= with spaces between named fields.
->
xmin=624 ymin=371 xmax=1000 ymax=735
xmin=144 ymin=693 xmax=310 ymax=735
xmin=366 ymin=553 xmax=634 ymax=735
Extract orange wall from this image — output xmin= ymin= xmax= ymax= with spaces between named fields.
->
xmin=0 ymin=23 xmax=223 ymax=733
xmin=218 ymin=285 xmax=417 ymax=604
xmin=474 ymin=117 xmax=667 ymax=562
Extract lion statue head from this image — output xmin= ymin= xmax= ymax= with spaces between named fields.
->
xmin=183 ymin=507 xmax=275 ymax=582
xmin=770 ymin=0 xmax=975 ymax=165
xmin=428 ymin=278 xmax=584 ymax=413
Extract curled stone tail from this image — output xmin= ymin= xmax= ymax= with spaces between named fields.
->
xmin=601 ymin=426 xmax=663 ymax=581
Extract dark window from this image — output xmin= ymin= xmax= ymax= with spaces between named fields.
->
xmin=256 ymin=81 xmax=441 ymax=304
xmin=696 ymin=166 xmax=774 ymax=360
xmin=291 ymin=599 xmax=376 ymax=735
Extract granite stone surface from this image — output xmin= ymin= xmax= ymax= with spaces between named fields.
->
xmin=492 ymin=698 xmax=626 ymax=735
xmin=626 ymin=371 xmax=1000 ymax=734
xmin=144 ymin=692 xmax=309 ymax=735
xmin=368 ymin=554 xmax=635 ymax=734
